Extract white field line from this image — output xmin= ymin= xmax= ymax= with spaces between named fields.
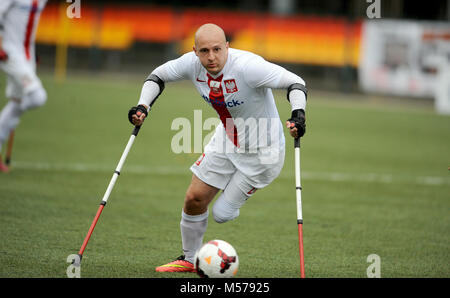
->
xmin=10 ymin=161 xmax=450 ymax=187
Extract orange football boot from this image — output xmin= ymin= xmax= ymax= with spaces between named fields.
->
xmin=155 ymin=255 xmax=196 ymax=273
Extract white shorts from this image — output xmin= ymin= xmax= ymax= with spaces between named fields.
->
xmin=190 ymin=131 xmax=285 ymax=190
xmin=0 ymin=52 xmax=42 ymax=99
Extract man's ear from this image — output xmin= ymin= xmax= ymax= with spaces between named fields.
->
xmin=193 ymin=46 xmax=198 ymax=57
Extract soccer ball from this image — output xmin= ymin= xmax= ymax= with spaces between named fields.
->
xmin=194 ymin=239 xmax=239 ymax=278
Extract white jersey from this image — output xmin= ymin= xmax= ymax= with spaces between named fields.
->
xmin=0 ymin=0 xmax=47 ymax=62
xmin=153 ymin=48 xmax=305 ymax=151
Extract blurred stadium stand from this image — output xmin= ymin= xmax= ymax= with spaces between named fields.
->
xmin=35 ymin=0 xmax=449 ymax=94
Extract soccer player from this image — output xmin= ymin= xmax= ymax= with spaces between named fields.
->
xmin=128 ymin=23 xmax=307 ymax=272
xmin=0 ymin=0 xmax=47 ymax=172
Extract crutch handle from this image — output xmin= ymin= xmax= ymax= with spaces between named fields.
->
xmin=132 ymin=125 xmax=141 ymax=136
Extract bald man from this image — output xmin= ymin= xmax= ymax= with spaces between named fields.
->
xmin=128 ymin=23 xmax=308 ymax=273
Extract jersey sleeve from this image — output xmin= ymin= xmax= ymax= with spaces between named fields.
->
xmin=243 ymin=55 xmax=307 ymax=111
xmin=151 ymin=52 xmax=195 ymax=82
xmin=243 ymin=56 xmax=305 ymax=89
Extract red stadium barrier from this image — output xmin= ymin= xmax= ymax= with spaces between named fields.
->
xmin=36 ymin=4 xmax=361 ymax=66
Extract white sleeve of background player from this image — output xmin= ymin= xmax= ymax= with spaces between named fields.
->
xmin=137 ymin=52 xmax=194 ymax=106
xmin=0 ymin=0 xmax=13 ymax=35
xmin=243 ymin=56 xmax=307 ymax=111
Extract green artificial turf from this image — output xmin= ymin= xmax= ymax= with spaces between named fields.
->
xmin=1 ymin=73 xmax=449 ymax=278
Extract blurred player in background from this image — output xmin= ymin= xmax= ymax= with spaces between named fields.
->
xmin=128 ymin=23 xmax=308 ymax=273
xmin=0 ymin=0 xmax=47 ymax=173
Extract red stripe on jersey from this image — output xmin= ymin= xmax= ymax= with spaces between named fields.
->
xmin=207 ymin=74 xmax=239 ymax=148
xmin=24 ymin=0 xmax=39 ymax=61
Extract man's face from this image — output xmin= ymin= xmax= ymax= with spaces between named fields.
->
xmin=194 ymin=35 xmax=229 ymax=75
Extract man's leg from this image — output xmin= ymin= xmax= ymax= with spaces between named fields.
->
xmin=181 ymin=174 xmax=219 ymax=262
xmin=0 ymin=59 xmax=47 ymax=171
xmin=212 ymin=171 xmax=257 ymax=223
xmin=184 ymin=174 xmax=220 ymax=215
xmin=155 ymin=174 xmax=219 ymax=272
xmin=0 ymin=100 xmax=21 ymax=152
xmin=0 ymin=87 xmax=46 ymax=172
xmin=0 ymin=99 xmax=22 ymax=172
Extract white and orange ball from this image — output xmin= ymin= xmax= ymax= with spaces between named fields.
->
xmin=194 ymin=239 xmax=239 ymax=278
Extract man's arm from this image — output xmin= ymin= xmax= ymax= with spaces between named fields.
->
xmin=129 ymin=53 xmax=195 ymax=126
xmin=285 ymin=78 xmax=307 ymax=139
xmin=243 ymin=56 xmax=308 ymax=138
xmin=129 ymin=75 xmax=164 ymax=126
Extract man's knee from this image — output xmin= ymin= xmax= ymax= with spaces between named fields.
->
xmin=21 ymin=87 xmax=47 ymax=111
xmin=184 ymin=175 xmax=220 ymax=214
xmin=184 ymin=191 xmax=203 ymax=208
xmin=212 ymin=208 xmax=239 ymax=224
xmin=184 ymin=189 xmax=212 ymax=214
xmin=212 ymin=194 xmax=240 ymax=224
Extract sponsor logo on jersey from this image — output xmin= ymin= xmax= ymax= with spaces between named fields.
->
xmin=201 ymin=95 xmax=244 ymax=108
